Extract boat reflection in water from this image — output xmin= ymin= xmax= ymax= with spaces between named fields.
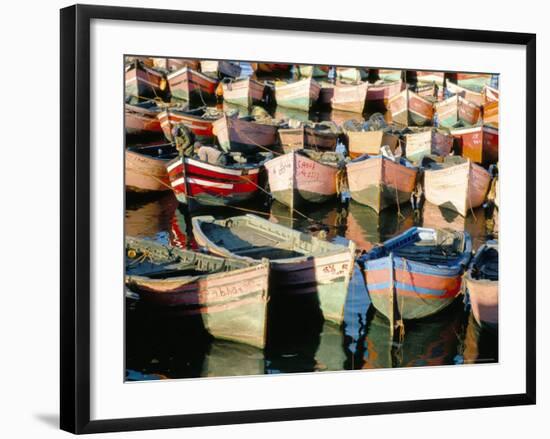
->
xmin=125 ymin=186 xmax=496 ymax=379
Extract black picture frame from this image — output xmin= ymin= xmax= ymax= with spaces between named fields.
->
xmin=60 ymin=4 xmax=536 ymax=434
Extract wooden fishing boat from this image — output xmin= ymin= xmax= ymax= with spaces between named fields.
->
xmin=125 ymin=102 xmax=163 ymax=136
xmin=344 ymin=129 xmax=399 ymax=159
xmin=331 ymin=82 xmax=368 ymax=113
xmin=408 ymin=70 xmax=445 ymax=86
xmin=264 ymin=150 xmax=342 ymax=210
xmin=221 ymin=77 xmax=265 ymax=107
xmin=200 ymin=60 xmax=241 ymax=78
xmin=152 ymin=58 xmax=200 ymax=72
xmin=435 ymin=94 xmax=481 ymax=127
xmin=157 ymin=107 xmax=223 ymax=142
xmin=404 ymin=128 xmax=453 ymax=163
xmin=359 ymin=227 xmax=472 ymax=322
xmin=125 ymin=236 xmax=270 ymax=348
xmin=125 ymin=144 xmax=177 ymax=192
xmin=423 ymin=156 xmax=492 ymax=216
xmin=450 ymin=125 xmax=499 ymax=165
xmin=166 ymin=66 xmax=219 ymax=103
xmin=125 ymin=60 xmax=166 ymax=101
xmin=446 ymin=81 xmax=483 ymax=106
xmin=464 ymin=241 xmax=499 ymax=328
xmin=191 ymin=214 xmax=356 ymax=325
xmin=274 ymin=78 xmax=321 ymax=111
xmin=373 ymin=69 xmax=403 ymax=82
xmin=165 ymin=151 xmax=271 ymax=206
xmin=388 ymin=89 xmax=434 ymax=126
xmin=366 ymin=80 xmax=405 ymax=105
xmin=456 ymin=73 xmax=493 ymax=92
xmin=251 ymin=63 xmax=292 ymax=74
xmin=346 ymin=155 xmax=418 ymax=212
xmin=336 ymin=67 xmax=368 ymax=83
xmin=415 ymin=82 xmax=439 ymax=101
xmin=213 ymin=114 xmax=279 ymax=154
xmin=296 ymin=65 xmax=330 ymax=78
xmin=278 ymin=123 xmax=339 ymax=153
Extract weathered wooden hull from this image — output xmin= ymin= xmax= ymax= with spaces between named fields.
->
xmin=363 ymin=255 xmax=464 ymax=320
xmin=125 ymin=149 xmax=172 ymax=192
xmin=336 ymin=67 xmax=368 ymax=82
xmin=213 ymin=115 xmax=278 ymax=154
xmin=166 ymin=156 xmax=262 ymax=206
xmin=125 ymin=104 xmax=162 ymax=136
xmin=296 ymin=65 xmax=330 ymax=78
xmin=411 ymin=70 xmax=445 ymax=86
xmin=221 ymin=77 xmax=265 ymax=107
xmin=446 ymin=81 xmax=483 ymax=106
xmin=331 ymin=82 xmax=368 ymax=113
xmin=125 ymin=63 xmax=165 ymax=101
xmin=278 ymin=126 xmax=338 ymax=153
xmin=191 ymin=214 xmax=356 ymax=325
xmin=374 ymin=69 xmax=403 ymax=82
xmin=152 ymin=57 xmax=200 ymax=72
xmin=251 ymin=63 xmax=292 ymax=73
xmin=450 ymin=125 xmax=499 ymax=165
xmin=366 ymin=80 xmax=404 ymax=104
xmin=458 ymin=96 xmax=482 ymax=126
xmin=274 ymin=78 xmax=321 ymax=111
xmin=456 ymin=73 xmax=493 ymax=92
xmin=404 ymin=129 xmax=453 ymax=163
xmin=389 ymin=89 xmax=433 ymax=126
xmin=125 ymin=238 xmax=270 ymax=348
xmin=346 ymin=130 xmax=399 ymax=158
xmin=166 ymin=66 xmax=218 ymax=102
xmin=435 ymin=94 xmax=481 ymax=127
xmin=264 ymin=152 xmax=339 ymax=209
xmin=346 ymin=156 xmax=417 ymax=212
xmin=318 ymin=83 xmax=335 ymax=106
xmin=424 ymin=160 xmax=491 ymax=216
xmin=483 ymin=101 xmax=499 ymax=127
xmin=157 ymin=109 xmax=220 ymax=142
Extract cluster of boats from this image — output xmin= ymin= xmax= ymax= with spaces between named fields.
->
xmin=125 ymin=57 xmax=500 ymax=351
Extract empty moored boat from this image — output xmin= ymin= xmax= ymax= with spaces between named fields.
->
xmin=125 ymin=60 xmax=166 ymax=102
xmin=335 ymin=67 xmax=368 ymax=83
xmin=125 ymin=236 xmax=270 ymax=348
xmin=221 ymin=77 xmax=266 ymax=107
xmin=404 ymin=128 xmax=453 ymax=163
xmin=277 ymin=122 xmax=340 ymax=153
xmin=165 ymin=151 xmax=271 ymax=207
xmin=200 ymin=60 xmax=242 ymax=79
xmin=296 ymin=65 xmax=330 ymax=78
xmin=125 ymin=101 xmax=163 ymax=136
xmin=274 ymin=78 xmax=321 ymax=111
xmin=358 ymin=227 xmax=472 ymax=324
xmin=191 ymin=214 xmax=356 ymax=325
xmin=464 ymin=241 xmax=499 ymax=328
xmin=264 ymin=150 xmax=343 ymax=210
xmin=423 ymin=156 xmax=492 ymax=216
xmin=388 ymin=89 xmax=434 ymax=126
xmin=366 ymin=80 xmax=405 ymax=106
xmin=157 ymin=107 xmax=224 ymax=142
xmin=331 ymin=82 xmax=368 ymax=113
xmin=213 ymin=114 xmax=279 ymax=154
xmin=346 ymin=155 xmax=418 ymax=212
xmin=456 ymin=73 xmax=493 ymax=92
xmin=166 ymin=66 xmax=219 ymax=103
xmin=125 ymin=144 xmax=177 ymax=192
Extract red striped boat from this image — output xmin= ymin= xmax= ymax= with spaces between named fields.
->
xmin=157 ymin=107 xmax=224 ymax=142
xmin=359 ymin=227 xmax=472 ymax=323
xmin=166 ymin=66 xmax=219 ymax=103
xmin=165 ymin=152 xmax=270 ymax=207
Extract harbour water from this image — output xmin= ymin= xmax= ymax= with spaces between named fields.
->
xmin=125 ymin=192 xmax=498 ymax=380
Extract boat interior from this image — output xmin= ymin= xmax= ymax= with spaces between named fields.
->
xmin=127 ymin=143 xmax=178 ymax=160
xmin=470 ymin=245 xmax=499 ymax=281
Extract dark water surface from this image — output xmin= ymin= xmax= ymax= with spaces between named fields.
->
xmin=125 ymin=192 xmax=498 ymax=381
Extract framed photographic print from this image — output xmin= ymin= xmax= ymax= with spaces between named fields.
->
xmin=60 ymin=4 xmax=536 ymax=434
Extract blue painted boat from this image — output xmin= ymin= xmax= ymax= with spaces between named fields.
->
xmin=358 ymin=227 xmax=472 ymax=323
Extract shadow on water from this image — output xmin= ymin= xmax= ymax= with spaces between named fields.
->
xmin=125 ymin=183 xmax=497 ymax=379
